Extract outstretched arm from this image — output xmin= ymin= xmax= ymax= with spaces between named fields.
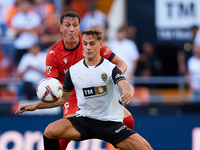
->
xmin=15 ymin=91 xmax=72 ymax=114
xmin=117 ymin=80 xmax=134 ymax=104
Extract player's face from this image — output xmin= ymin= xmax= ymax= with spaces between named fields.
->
xmin=60 ymin=17 xmax=80 ymax=42
xmin=82 ymin=35 xmax=102 ymax=60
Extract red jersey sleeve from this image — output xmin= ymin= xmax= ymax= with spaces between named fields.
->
xmin=46 ymin=50 xmax=59 ymax=78
xmin=100 ymin=44 xmax=115 ymax=61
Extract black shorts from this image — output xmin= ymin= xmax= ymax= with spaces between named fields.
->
xmin=67 ymin=116 xmax=136 ymax=147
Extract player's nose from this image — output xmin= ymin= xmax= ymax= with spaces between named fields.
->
xmin=69 ymin=26 xmax=75 ymax=31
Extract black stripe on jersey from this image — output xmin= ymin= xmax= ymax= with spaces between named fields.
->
xmin=108 ymin=52 xmax=115 ymax=61
xmin=112 ymin=66 xmax=126 ymax=84
xmin=83 ymin=57 xmax=104 ymax=68
xmin=95 ymin=58 xmax=104 ymax=68
xmin=63 ymin=69 xmax=74 ymax=91
xmin=62 ymin=40 xmax=80 ymax=51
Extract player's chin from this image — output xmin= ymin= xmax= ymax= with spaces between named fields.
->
xmin=66 ymin=36 xmax=76 ymax=41
xmin=85 ymin=54 xmax=93 ymax=60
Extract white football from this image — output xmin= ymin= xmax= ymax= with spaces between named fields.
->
xmin=36 ymin=77 xmax=63 ymax=103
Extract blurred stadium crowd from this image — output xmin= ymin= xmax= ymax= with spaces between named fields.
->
xmin=0 ymin=0 xmax=199 ymax=104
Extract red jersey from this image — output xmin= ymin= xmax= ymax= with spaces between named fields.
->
xmin=46 ymin=35 xmax=115 ymax=117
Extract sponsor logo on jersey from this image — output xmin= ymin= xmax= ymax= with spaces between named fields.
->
xmin=63 ymin=58 xmax=67 ymax=64
xmin=46 ymin=66 xmax=52 ymax=74
xmin=101 ymin=73 xmax=107 ymax=82
xmin=83 ymin=86 xmax=107 ymax=98
xmin=103 ymin=48 xmax=111 ymax=55
xmin=78 ymin=77 xmax=84 ymax=81
xmin=63 ymin=69 xmax=68 ymax=74
xmin=115 ymin=73 xmax=124 ymax=79
xmin=49 ymin=50 xmax=54 ymax=54
xmin=82 ymin=50 xmax=85 ymax=57
xmin=115 ymin=125 xmax=126 ymax=133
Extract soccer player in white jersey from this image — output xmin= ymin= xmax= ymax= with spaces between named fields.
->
xmin=16 ymin=27 xmax=152 ymax=150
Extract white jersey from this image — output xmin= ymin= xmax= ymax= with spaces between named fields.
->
xmin=63 ymin=58 xmax=125 ymax=122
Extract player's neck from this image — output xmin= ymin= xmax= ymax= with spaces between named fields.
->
xmin=85 ymin=56 xmax=102 ymax=66
xmin=63 ymin=37 xmax=79 ymax=49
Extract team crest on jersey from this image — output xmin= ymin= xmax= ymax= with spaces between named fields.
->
xmin=63 ymin=58 xmax=67 ymax=64
xmin=49 ymin=50 xmax=54 ymax=54
xmin=101 ymin=73 xmax=107 ymax=82
xmin=46 ymin=66 xmax=52 ymax=74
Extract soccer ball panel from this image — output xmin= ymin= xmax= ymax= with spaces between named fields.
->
xmin=36 ymin=77 xmax=63 ymax=103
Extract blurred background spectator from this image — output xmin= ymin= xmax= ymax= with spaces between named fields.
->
xmin=33 ymin=0 xmax=54 ymax=24
xmin=108 ymin=26 xmax=139 ymax=86
xmin=16 ymin=44 xmax=46 ymax=100
xmin=126 ymin=25 xmax=138 ymax=42
xmin=38 ymin=10 xmax=62 ymax=50
xmin=0 ymin=0 xmax=15 ymax=37
xmin=10 ymin=0 xmax=41 ymax=66
xmin=80 ymin=0 xmax=107 ymax=31
xmin=187 ymin=44 xmax=200 ymax=101
xmin=63 ymin=0 xmax=91 ymax=19
xmin=177 ymin=25 xmax=199 ymax=76
xmin=136 ymin=42 xmax=162 ymax=77
xmin=0 ymin=46 xmax=13 ymax=78
xmin=5 ymin=0 xmax=22 ymax=31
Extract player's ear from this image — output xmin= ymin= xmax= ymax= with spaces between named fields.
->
xmin=100 ymin=41 xmax=103 ymax=48
xmin=59 ymin=24 xmax=63 ymax=32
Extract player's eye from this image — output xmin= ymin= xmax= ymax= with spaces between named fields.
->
xmin=90 ymin=42 xmax=95 ymax=46
xmin=73 ymin=24 xmax=78 ymax=27
xmin=65 ymin=24 xmax=70 ymax=27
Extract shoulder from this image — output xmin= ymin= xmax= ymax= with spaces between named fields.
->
xmin=47 ymin=40 xmax=63 ymax=54
xmin=103 ymin=58 xmax=115 ymax=69
xmin=69 ymin=59 xmax=84 ymax=73
xmin=72 ymin=59 xmax=84 ymax=68
xmin=46 ymin=40 xmax=63 ymax=60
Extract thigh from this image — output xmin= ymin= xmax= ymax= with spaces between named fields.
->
xmin=44 ymin=118 xmax=81 ymax=141
xmin=98 ymin=121 xmax=135 ymax=147
xmin=116 ymin=133 xmax=152 ymax=150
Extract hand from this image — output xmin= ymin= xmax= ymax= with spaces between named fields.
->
xmin=15 ymin=104 xmax=37 ymax=114
xmin=121 ymin=90 xmax=134 ymax=104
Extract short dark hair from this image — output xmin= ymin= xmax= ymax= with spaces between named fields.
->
xmin=81 ymin=27 xmax=102 ymax=41
xmin=60 ymin=11 xmax=80 ymax=24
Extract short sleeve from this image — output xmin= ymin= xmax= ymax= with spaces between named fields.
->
xmin=100 ymin=44 xmax=115 ymax=61
xmin=63 ymin=69 xmax=74 ymax=92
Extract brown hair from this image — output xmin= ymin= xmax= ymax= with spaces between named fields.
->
xmin=60 ymin=11 xmax=80 ymax=24
xmin=81 ymin=27 xmax=102 ymax=41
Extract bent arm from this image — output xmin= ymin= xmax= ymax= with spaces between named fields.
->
xmin=118 ymin=80 xmax=134 ymax=104
xmin=111 ymin=55 xmax=127 ymax=74
xmin=15 ymin=91 xmax=72 ymax=114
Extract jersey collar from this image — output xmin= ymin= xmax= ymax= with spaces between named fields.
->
xmin=83 ymin=57 xmax=104 ymax=68
xmin=62 ymin=40 xmax=80 ymax=51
